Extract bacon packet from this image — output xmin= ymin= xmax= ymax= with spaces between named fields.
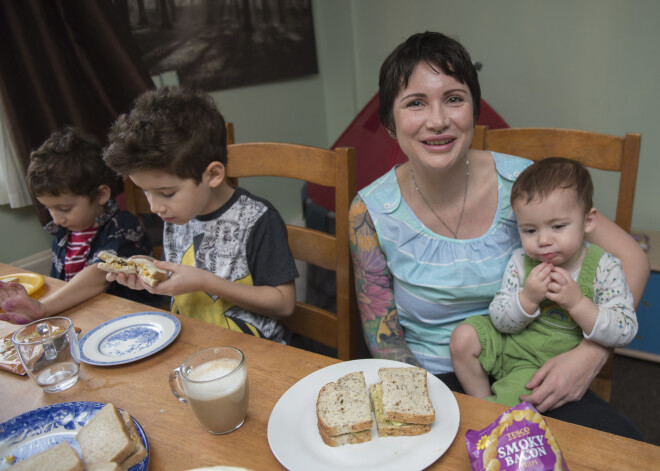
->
xmin=465 ymin=401 xmax=569 ymax=471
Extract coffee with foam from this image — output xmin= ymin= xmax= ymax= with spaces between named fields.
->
xmin=182 ymin=356 xmax=248 ymax=434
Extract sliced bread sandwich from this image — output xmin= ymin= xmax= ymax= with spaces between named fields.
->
xmin=368 ymin=367 xmax=435 ymax=437
xmin=369 ymin=382 xmax=431 ymax=436
xmin=97 ymin=251 xmax=168 ymax=287
xmin=118 ymin=409 xmax=148 ymax=469
xmin=11 ymin=441 xmax=83 ymax=471
xmin=316 ymin=371 xmax=373 ymax=446
xmin=76 ymin=403 xmax=134 ymax=467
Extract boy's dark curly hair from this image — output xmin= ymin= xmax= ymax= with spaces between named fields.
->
xmin=27 ymin=126 xmax=120 ymax=200
xmin=103 ymin=86 xmax=227 ymax=183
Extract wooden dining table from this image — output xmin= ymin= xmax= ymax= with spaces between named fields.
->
xmin=1 ymin=262 xmax=659 ymax=470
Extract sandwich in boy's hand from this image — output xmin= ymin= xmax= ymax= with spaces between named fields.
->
xmin=97 ymin=251 xmax=168 ymax=287
xmin=316 ymin=371 xmax=373 ymax=446
xmin=369 ymin=367 xmax=435 ymax=437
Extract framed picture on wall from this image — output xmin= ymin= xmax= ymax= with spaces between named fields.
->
xmin=125 ymin=0 xmax=319 ymax=91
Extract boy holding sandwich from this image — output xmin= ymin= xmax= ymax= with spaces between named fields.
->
xmin=0 ymin=126 xmax=158 ymax=324
xmin=102 ymin=86 xmax=299 ymax=343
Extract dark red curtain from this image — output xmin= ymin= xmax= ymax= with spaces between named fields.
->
xmin=0 ymin=0 xmax=154 ymax=224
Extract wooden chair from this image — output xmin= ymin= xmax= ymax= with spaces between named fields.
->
xmin=123 ymin=123 xmax=236 ymax=260
xmin=225 ymin=142 xmax=359 ymax=360
xmin=471 ymin=125 xmax=642 ymax=401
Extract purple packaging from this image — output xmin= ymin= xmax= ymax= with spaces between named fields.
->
xmin=465 ymin=402 xmax=569 ymax=471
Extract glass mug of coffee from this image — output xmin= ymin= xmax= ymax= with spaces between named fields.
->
xmin=11 ymin=316 xmax=81 ymax=393
xmin=169 ymin=346 xmax=249 ymax=434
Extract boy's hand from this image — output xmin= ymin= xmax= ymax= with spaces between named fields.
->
xmin=142 ymin=260 xmax=210 ymax=297
xmin=0 ymin=282 xmax=47 ymax=324
xmin=105 ymin=271 xmax=146 ymax=290
xmin=520 ymin=262 xmax=552 ymax=310
xmin=546 ymin=266 xmax=583 ymax=311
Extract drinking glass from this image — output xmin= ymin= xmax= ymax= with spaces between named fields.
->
xmin=169 ymin=346 xmax=249 ymax=434
xmin=12 ymin=316 xmax=81 ymax=393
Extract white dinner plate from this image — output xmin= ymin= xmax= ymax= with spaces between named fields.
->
xmin=79 ymin=311 xmax=181 ymax=366
xmin=0 ymin=401 xmax=149 ymax=470
xmin=267 ymin=359 xmax=460 ymax=471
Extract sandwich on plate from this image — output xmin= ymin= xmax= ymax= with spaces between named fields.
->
xmin=369 ymin=367 xmax=435 ymax=437
xmin=10 ymin=441 xmax=83 ymax=471
xmin=316 ymin=371 xmax=373 ymax=446
xmin=9 ymin=403 xmax=145 ymax=470
xmin=97 ymin=251 xmax=168 ymax=287
xmin=76 ymin=403 xmax=147 ymax=470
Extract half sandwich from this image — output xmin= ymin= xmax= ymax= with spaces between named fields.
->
xmin=10 ymin=441 xmax=83 ymax=471
xmin=316 ymin=371 xmax=373 ymax=446
xmin=97 ymin=251 xmax=168 ymax=287
xmin=76 ymin=403 xmax=147 ymax=470
xmin=369 ymin=367 xmax=435 ymax=437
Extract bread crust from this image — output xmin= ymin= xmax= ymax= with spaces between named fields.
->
xmin=131 ymin=257 xmax=169 ymax=286
xmin=118 ymin=410 xmax=148 ymax=469
xmin=379 ymin=367 xmax=435 ymax=425
xmin=317 ymin=423 xmax=372 ymax=446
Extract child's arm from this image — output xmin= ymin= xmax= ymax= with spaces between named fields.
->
xmin=575 ymin=254 xmax=637 ymax=347
xmin=586 ymin=214 xmax=649 ymax=307
xmin=489 ymin=251 xmax=540 ymax=334
xmin=0 ymin=265 xmax=109 ymax=323
xmin=127 ymin=261 xmax=296 ymax=319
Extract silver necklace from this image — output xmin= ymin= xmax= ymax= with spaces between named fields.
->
xmin=410 ymin=156 xmax=470 ymax=239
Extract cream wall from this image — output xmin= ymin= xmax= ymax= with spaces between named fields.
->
xmin=2 ymin=0 xmax=659 ymax=265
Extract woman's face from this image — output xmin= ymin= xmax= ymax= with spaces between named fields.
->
xmin=392 ymin=61 xmax=474 ymax=171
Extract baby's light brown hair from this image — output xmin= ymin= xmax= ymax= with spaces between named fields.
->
xmin=510 ymin=157 xmax=594 ymax=214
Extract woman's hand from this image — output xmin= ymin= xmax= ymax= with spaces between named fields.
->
xmin=0 ymin=282 xmax=46 ymax=324
xmin=520 ymin=339 xmax=608 ymax=411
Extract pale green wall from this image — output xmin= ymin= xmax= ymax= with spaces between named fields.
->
xmin=3 ymin=0 xmax=659 ymax=264
xmin=323 ymin=0 xmax=660 ymax=232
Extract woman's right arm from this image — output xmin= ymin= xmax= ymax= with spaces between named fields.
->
xmin=349 ymin=196 xmax=420 ymax=366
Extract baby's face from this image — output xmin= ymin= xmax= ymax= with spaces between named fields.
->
xmin=38 ymin=192 xmax=104 ymax=232
xmin=128 ymin=169 xmax=213 ymax=225
xmin=514 ymin=188 xmax=595 ymax=271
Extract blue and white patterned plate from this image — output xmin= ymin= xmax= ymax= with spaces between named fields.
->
xmin=79 ymin=311 xmax=181 ymax=366
xmin=0 ymin=401 xmax=149 ymax=470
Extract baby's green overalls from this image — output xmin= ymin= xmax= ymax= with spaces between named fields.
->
xmin=464 ymin=244 xmax=604 ymax=407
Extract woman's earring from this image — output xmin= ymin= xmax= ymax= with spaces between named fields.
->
xmin=388 ymin=129 xmax=396 ymax=139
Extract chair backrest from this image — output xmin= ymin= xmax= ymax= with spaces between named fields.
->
xmin=123 ymin=123 xmax=236 ymax=260
xmin=471 ymin=125 xmax=642 ymax=402
xmin=471 ymin=126 xmax=641 ymax=233
xmin=225 ymin=142 xmax=359 ymax=360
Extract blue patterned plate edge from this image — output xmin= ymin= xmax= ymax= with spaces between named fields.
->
xmin=0 ymin=401 xmax=149 ymax=470
xmin=79 ymin=311 xmax=181 ymax=366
